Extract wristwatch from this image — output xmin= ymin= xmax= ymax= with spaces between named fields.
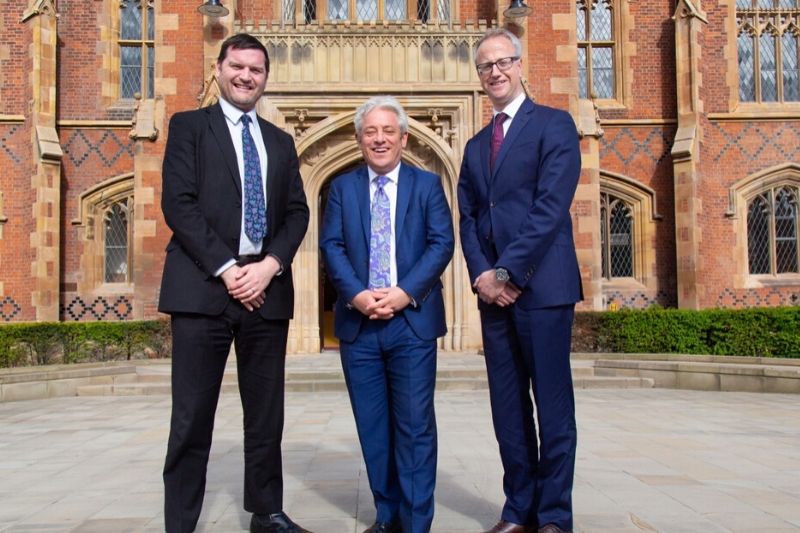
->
xmin=495 ymin=267 xmax=510 ymax=282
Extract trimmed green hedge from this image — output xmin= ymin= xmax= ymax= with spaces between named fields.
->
xmin=573 ymin=307 xmax=800 ymax=357
xmin=2 ymin=307 xmax=799 ymax=368
xmin=0 ymin=320 xmax=171 ymax=368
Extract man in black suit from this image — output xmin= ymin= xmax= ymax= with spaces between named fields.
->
xmin=159 ymin=33 xmax=310 ymax=533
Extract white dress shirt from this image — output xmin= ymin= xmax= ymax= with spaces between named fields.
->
xmin=493 ymin=91 xmax=527 ymax=135
xmin=368 ymin=163 xmax=400 ymax=287
xmin=214 ymin=97 xmax=270 ymax=276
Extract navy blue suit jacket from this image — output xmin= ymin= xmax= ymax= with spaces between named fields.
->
xmin=320 ymin=163 xmax=454 ymax=343
xmin=458 ymin=98 xmax=583 ymax=309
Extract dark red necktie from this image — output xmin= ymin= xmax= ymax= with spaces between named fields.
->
xmin=490 ymin=112 xmax=508 ymax=171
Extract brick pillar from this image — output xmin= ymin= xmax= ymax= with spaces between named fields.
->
xmin=22 ymin=0 xmax=63 ymax=321
xmin=671 ymin=0 xmax=708 ymax=309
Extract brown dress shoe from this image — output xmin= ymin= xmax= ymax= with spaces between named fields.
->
xmin=538 ymin=524 xmax=571 ymax=533
xmin=483 ymin=520 xmax=529 ymax=533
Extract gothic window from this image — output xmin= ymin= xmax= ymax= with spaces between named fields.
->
xmin=577 ymin=0 xmax=617 ymax=100
xmin=600 ymin=192 xmax=634 ymax=279
xmin=104 ymin=201 xmax=131 ymax=283
xmin=747 ymin=185 xmax=800 ymax=275
xmin=736 ymin=0 xmax=800 ymax=103
xmin=119 ymin=0 xmax=154 ymax=99
xmin=75 ymin=175 xmax=134 ymax=288
xmin=286 ymin=0 xmax=450 ymax=22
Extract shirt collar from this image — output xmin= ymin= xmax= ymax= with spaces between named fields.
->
xmin=218 ymin=96 xmax=258 ymax=126
xmin=367 ymin=162 xmax=401 ymax=185
xmin=493 ymin=92 xmax=526 ymax=121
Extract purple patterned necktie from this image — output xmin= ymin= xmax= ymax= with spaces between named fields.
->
xmin=490 ymin=112 xmax=508 ymax=171
xmin=368 ymin=175 xmax=391 ymax=289
xmin=240 ymin=114 xmax=267 ymax=242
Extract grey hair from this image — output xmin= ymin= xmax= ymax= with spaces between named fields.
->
xmin=474 ymin=28 xmax=523 ymax=62
xmin=354 ymin=95 xmax=409 ymax=138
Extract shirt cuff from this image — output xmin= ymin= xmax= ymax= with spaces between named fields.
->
xmin=213 ymin=258 xmax=237 ymax=278
xmin=268 ymin=253 xmax=284 ymax=276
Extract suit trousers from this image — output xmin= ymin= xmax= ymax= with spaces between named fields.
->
xmin=163 ymin=300 xmax=289 ymax=533
xmin=340 ymin=315 xmax=438 ymax=533
xmin=480 ymin=303 xmax=577 ymax=531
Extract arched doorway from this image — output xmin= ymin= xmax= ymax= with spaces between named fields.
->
xmin=318 ymin=161 xmax=361 ymax=350
xmin=275 ymin=99 xmax=480 ymax=354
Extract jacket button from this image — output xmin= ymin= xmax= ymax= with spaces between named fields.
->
xmin=490 ymin=201 xmax=496 ymax=208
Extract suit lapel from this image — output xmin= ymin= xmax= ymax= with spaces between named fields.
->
xmin=491 ymin=98 xmax=534 ymax=183
xmin=395 ymin=163 xmax=412 ymax=243
xmin=207 ymin=104 xmax=242 ymax=196
xmin=357 ymin=167 xmax=371 ymax=247
xmin=258 ymin=118 xmax=277 ymax=229
xmin=479 ymin=124 xmax=492 ymax=187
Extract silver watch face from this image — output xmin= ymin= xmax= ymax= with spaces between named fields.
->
xmin=495 ymin=268 xmax=509 ymax=282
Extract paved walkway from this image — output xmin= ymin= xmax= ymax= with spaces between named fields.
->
xmin=1 ymin=356 xmax=799 ymax=532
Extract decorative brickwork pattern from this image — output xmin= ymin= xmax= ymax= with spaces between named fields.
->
xmin=716 ymin=287 xmax=800 ymax=309
xmin=61 ymin=295 xmax=133 ymax=321
xmin=0 ymin=296 xmax=22 ymax=321
xmin=605 ymin=290 xmax=676 ymax=310
xmin=0 ymin=125 xmax=23 ymax=164
xmin=601 ymin=127 xmax=674 ymax=168
xmin=708 ymin=121 xmax=800 ymax=163
xmin=63 ymin=130 xmax=135 ymax=168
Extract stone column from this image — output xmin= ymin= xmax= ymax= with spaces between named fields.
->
xmin=22 ymin=0 xmax=63 ymax=321
xmin=575 ymin=100 xmax=603 ymax=310
xmin=671 ymin=0 xmax=708 ymax=309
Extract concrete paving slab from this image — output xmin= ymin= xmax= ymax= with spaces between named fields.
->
xmin=0 ymin=387 xmax=798 ymax=532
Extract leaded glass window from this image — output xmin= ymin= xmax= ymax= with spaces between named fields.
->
xmin=737 ymin=0 xmax=800 ymax=103
xmin=104 ymin=201 xmax=131 ymax=283
xmin=747 ymin=185 xmax=800 ymax=275
xmin=119 ymin=1 xmax=154 ymax=99
xmin=577 ymin=0 xmax=616 ymax=99
xmin=321 ymin=0 xmax=449 ymax=21
xmin=601 ymin=192 xmax=634 ymax=279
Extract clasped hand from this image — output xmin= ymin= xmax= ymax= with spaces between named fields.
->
xmin=474 ymin=269 xmax=521 ymax=307
xmin=221 ymin=256 xmax=281 ymax=311
xmin=352 ymin=287 xmax=412 ymax=320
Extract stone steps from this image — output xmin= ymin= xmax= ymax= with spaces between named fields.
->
xmin=75 ymin=361 xmax=653 ymax=396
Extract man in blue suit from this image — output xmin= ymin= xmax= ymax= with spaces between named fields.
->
xmin=320 ymin=95 xmax=454 ymax=533
xmin=457 ymin=29 xmax=583 ymax=533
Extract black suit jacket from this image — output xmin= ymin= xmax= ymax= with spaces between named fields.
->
xmin=158 ymin=103 xmax=309 ymax=319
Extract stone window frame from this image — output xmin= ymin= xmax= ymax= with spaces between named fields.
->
xmin=99 ymin=0 xmax=155 ymax=109
xmin=283 ymin=0 xmax=455 ymax=23
xmin=729 ymin=0 xmax=800 ymax=112
xmin=72 ymin=174 xmax=135 ymax=292
xmin=576 ymin=0 xmax=633 ymax=109
xmin=599 ymin=171 xmax=661 ymax=290
xmin=728 ymin=163 xmax=800 ymax=286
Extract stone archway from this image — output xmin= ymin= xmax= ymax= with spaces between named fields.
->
xmin=282 ymin=105 xmax=477 ymax=353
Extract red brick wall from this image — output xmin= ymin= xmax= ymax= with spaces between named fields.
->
xmin=57 ymin=2 xmax=105 ymax=120
xmin=0 ymin=7 xmax=35 ymax=322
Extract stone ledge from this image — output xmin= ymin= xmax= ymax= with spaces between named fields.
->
xmin=593 ymin=357 xmax=800 ymax=394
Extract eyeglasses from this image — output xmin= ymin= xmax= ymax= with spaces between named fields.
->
xmin=476 ymin=56 xmax=520 ymax=76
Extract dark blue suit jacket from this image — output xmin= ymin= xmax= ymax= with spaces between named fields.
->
xmin=458 ymin=98 xmax=583 ymax=309
xmin=320 ymin=163 xmax=454 ymax=343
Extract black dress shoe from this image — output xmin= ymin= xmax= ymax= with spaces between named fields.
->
xmin=363 ymin=521 xmax=401 ymax=533
xmin=250 ymin=511 xmax=313 ymax=533
xmin=538 ymin=524 xmax=571 ymax=533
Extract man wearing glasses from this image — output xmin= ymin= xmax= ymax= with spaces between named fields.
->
xmin=457 ymin=28 xmax=583 ymax=533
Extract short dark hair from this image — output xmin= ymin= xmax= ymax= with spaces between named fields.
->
xmin=217 ymin=33 xmax=270 ymax=73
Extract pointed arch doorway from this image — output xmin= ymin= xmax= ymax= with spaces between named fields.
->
xmin=274 ymin=98 xmax=480 ymax=354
